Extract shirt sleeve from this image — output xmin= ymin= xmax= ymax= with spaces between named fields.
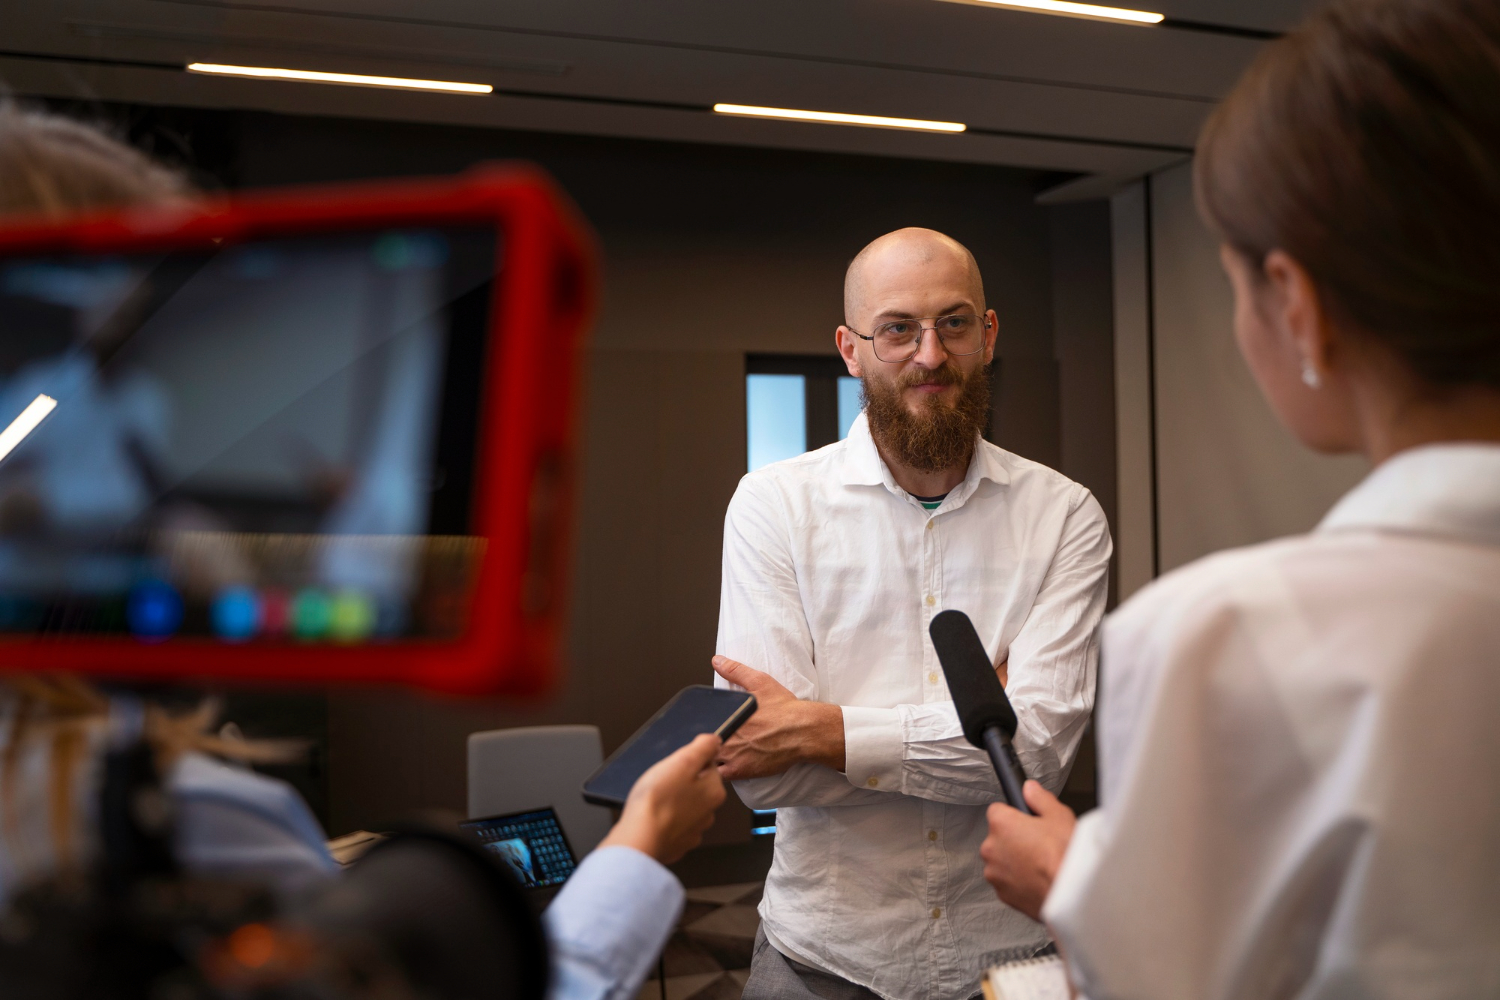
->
xmin=544 ymin=846 xmax=685 ymax=1000
xmin=169 ymin=753 xmax=340 ymax=900
xmin=842 ymin=490 xmax=1112 ymax=804
xmin=715 ymin=475 xmax=887 ymax=810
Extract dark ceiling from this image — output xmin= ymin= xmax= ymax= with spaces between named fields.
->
xmin=1 ymin=0 xmax=1322 ymax=200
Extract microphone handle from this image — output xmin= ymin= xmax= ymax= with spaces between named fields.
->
xmin=982 ymin=727 xmax=1032 ymax=816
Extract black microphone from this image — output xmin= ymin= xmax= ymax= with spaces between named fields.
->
xmin=929 ymin=609 xmax=1032 ymax=815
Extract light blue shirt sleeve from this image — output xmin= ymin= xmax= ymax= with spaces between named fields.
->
xmin=544 ymin=845 xmax=685 ymax=1000
xmin=169 ymin=752 xmax=339 ymax=899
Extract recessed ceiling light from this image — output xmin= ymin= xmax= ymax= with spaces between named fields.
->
xmin=713 ymin=104 xmax=966 ymax=133
xmin=186 ymin=63 xmax=493 ymax=94
xmin=0 ymin=394 xmax=57 ymax=466
xmin=939 ymin=0 xmax=1163 ymax=25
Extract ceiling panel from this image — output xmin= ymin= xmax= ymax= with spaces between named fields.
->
xmin=138 ymin=0 xmax=1268 ymax=99
xmin=0 ymin=0 xmax=1320 ymax=197
xmin=1150 ymin=0 xmax=1322 ymax=32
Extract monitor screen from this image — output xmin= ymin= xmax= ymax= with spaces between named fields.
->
xmin=461 ymin=807 xmax=578 ymax=889
xmin=0 ymin=225 xmax=497 ymax=646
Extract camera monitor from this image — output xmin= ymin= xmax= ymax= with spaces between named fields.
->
xmin=0 ymin=167 xmax=594 ymax=694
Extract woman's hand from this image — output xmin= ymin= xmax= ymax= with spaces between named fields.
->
xmin=598 ymin=734 xmax=727 ymax=865
xmin=980 ymin=780 xmax=1077 ymax=921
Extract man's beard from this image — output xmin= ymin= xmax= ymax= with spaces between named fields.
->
xmin=862 ymin=362 xmax=992 ymax=474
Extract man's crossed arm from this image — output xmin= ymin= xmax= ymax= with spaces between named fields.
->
xmin=711 ymin=655 xmax=845 ymax=779
xmin=714 ymin=634 xmax=1082 ymax=930
xmin=711 ymin=654 xmax=1006 ymax=783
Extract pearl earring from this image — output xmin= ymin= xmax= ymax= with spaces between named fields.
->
xmin=1301 ymin=361 xmax=1321 ymax=389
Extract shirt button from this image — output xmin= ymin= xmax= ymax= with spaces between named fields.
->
xmin=927 ymin=672 xmax=939 ymax=684
xmin=931 ymin=908 xmax=942 ymax=919
xmin=928 ymin=830 xmax=938 ymax=841
xmin=867 ymin=777 xmax=879 ymax=787
xmin=925 ymin=521 xmax=933 ymax=530
xmin=924 ymin=595 xmax=936 ymax=607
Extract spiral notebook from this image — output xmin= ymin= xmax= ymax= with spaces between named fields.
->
xmin=980 ymin=953 xmax=1070 ymax=1000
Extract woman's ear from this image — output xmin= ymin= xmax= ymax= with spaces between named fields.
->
xmin=1261 ymin=250 xmax=1334 ymax=382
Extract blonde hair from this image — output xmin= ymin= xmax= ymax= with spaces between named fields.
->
xmin=0 ymin=103 xmax=191 ymax=219
xmin=1 ymin=678 xmax=304 ymax=870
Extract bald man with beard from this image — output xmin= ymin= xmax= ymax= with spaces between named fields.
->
xmin=711 ymin=229 xmax=1112 ymax=1000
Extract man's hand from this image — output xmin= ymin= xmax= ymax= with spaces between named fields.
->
xmin=711 ymin=656 xmax=844 ymax=780
xmin=980 ymin=780 xmax=1077 ymax=921
xmin=598 ymin=733 xmax=726 ymax=865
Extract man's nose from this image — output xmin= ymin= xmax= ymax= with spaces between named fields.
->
xmin=912 ymin=327 xmax=951 ymax=368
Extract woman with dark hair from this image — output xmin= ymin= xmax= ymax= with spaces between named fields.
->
xmin=980 ymin=1 xmax=1500 ymax=996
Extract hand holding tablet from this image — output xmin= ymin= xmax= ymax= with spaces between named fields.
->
xmin=582 ymin=686 xmax=756 ymax=807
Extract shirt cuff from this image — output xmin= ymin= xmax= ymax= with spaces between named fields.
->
xmin=841 ymin=705 xmax=903 ymax=793
xmin=1041 ymin=810 xmax=1107 ymax=996
xmin=544 ymin=845 xmax=685 ymax=1000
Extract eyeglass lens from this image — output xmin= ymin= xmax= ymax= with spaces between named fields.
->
xmin=872 ymin=315 xmax=985 ymax=362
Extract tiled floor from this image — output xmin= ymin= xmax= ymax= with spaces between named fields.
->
xmin=637 ymin=881 xmax=763 ymax=1000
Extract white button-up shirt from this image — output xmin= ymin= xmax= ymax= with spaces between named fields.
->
xmin=716 ymin=412 xmax=1111 ymax=1000
xmin=1046 ymin=443 xmax=1500 ymax=1000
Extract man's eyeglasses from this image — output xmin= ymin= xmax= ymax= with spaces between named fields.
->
xmin=847 ymin=314 xmax=990 ymax=363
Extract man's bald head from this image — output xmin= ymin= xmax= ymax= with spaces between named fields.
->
xmin=843 ymin=228 xmax=985 ymax=326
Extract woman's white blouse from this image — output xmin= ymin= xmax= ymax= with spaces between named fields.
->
xmin=1045 ymin=444 xmax=1500 ymax=1000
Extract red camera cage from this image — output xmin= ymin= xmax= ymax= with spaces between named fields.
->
xmin=0 ymin=165 xmax=598 ymax=696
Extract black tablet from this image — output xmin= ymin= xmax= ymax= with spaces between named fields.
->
xmin=582 ymin=685 xmax=756 ymax=808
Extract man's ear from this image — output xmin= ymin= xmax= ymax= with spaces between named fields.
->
xmin=982 ymin=309 xmax=999 ymax=366
xmin=836 ymin=326 xmax=864 ymax=378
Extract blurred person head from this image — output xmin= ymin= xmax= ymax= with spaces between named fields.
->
xmin=1195 ymin=0 xmax=1500 ymax=459
xmin=0 ymin=103 xmax=190 ymax=218
xmin=836 ymin=228 xmax=997 ymax=474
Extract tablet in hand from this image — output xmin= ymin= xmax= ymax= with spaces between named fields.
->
xmin=582 ymin=685 xmax=755 ymax=807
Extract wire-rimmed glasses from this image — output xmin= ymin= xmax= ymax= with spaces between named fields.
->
xmin=847 ymin=313 xmax=990 ymax=363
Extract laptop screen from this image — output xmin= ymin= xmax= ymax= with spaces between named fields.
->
xmin=461 ymin=807 xmax=578 ymax=889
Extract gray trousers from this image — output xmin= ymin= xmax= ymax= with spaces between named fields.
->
xmin=742 ymin=928 xmax=1017 ymax=1000
xmin=742 ymin=928 xmax=885 ymax=1000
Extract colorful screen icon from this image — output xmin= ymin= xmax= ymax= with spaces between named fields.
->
xmin=126 ymin=580 xmax=183 ymax=641
xmin=292 ymin=589 xmax=333 ymax=640
xmin=329 ymin=590 xmax=375 ymax=643
xmin=211 ymin=586 xmax=262 ymax=643
xmin=260 ymin=589 xmax=290 ymax=638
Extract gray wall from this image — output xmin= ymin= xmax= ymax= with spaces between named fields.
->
xmin=73 ymin=102 xmax=1119 ymax=839
xmin=1110 ymin=161 xmax=1367 ymax=591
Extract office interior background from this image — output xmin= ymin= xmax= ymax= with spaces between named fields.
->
xmin=0 ymin=0 xmax=1367 ymax=845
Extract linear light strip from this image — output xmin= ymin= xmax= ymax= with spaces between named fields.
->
xmin=963 ymin=0 xmax=1163 ymax=24
xmin=713 ymin=103 xmax=965 ymax=133
xmin=0 ymin=394 xmax=57 ymax=465
xmin=186 ymin=62 xmax=493 ymax=94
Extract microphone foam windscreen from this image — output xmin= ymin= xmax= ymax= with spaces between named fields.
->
xmin=929 ymin=610 xmax=1018 ymax=748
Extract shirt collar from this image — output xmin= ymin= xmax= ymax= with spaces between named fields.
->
xmin=839 ymin=412 xmax=1011 ymax=494
xmin=1318 ymin=443 xmax=1500 ymax=546
xmin=839 ymin=412 xmax=887 ymax=486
